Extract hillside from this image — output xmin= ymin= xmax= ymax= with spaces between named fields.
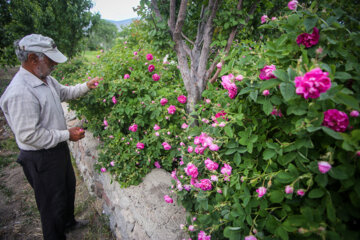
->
xmin=106 ymin=18 xmax=138 ymax=30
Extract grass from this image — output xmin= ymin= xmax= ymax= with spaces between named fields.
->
xmin=81 ymin=51 xmax=101 ymax=63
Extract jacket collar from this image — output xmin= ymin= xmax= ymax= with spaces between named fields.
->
xmin=19 ymin=66 xmax=47 ymax=88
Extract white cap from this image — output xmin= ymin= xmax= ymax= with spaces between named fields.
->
xmin=18 ymin=34 xmax=67 ymax=63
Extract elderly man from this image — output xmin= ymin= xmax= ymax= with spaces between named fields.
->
xmin=0 ymin=34 xmax=98 ymax=240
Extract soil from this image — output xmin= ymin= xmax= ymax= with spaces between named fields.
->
xmin=0 ymin=67 xmax=115 ymax=240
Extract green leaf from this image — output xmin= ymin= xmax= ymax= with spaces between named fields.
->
xmin=322 ymin=127 xmax=343 ymax=140
xmin=263 ymin=100 xmax=273 ymax=115
xmin=260 ymin=79 xmax=281 ymax=91
xmin=224 ymin=125 xmax=234 ymax=138
xmin=333 ymin=92 xmax=359 ymax=110
xmin=273 ymin=69 xmax=288 ymax=82
xmin=275 ymin=226 xmax=289 ymax=240
xmin=276 ymin=172 xmax=295 ymax=184
xmin=287 ymin=67 xmax=297 ymax=82
xmin=304 ymin=17 xmax=318 ymax=32
xmin=334 ymin=72 xmax=352 ymax=80
xmin=234 ymin=153 xmax=242 ymax=166
xmin=329 ymin=164 xmax=352 ymax=180
xmin=280 ymin=83 xmax=296 ymax=101
xmin=326 ymin=197 xmax=336 ymax=222
xmin=249 ymin=90 xmax=258 ymax=102
xmin=308 ymin=188 xmax=324 ymax=198
xmin=263 ymin=149 xmax=277 ymax=160
xmin=223 ymin=226 xmax=241 ymax=240
xmin=270 ymin=190 xmax=285 ymax=203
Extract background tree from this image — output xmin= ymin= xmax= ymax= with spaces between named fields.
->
xmin=86 ymin=18 xmax=119 ymax=51
xmin=0 ymin=0 xmax=95 ymax=67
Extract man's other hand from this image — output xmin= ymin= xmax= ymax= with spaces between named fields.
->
xmin=69 ymin=127 xmax=85 ymax=141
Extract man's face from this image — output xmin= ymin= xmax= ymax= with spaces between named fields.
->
xmin=34 ymin=55 xmax=57 ymax=80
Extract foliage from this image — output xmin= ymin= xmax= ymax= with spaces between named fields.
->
xmin=86 ymin=18 xmax=119 ymax=51
xmin=56 ymin=2 xmax=360 ymax=240
xmin=0 ymin=0 xmax=95 ymax=67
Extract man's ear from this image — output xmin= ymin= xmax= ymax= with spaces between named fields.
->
xmin=27 ymin=53 xmax=38 ymax=64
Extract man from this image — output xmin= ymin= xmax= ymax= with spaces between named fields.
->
xmin=0 ymin=34 xmax=98 ymax=240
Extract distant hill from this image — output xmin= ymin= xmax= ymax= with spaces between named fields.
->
xmin=106 ymin=18 xmax=139 ymax=31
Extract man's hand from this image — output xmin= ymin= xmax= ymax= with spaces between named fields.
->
xmin=69 ymin=127 xmax=85 ymax=141
xmin=86 ymin=77 xmax=100 ymax=89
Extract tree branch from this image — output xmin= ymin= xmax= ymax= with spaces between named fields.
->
xmin=151 ymin=0 xmax=163 ymax=22
xmin=168 ymin=0 xmax=176 ymax=34
xmin=181 ymin=32 xmax=194 ymax=46
xmin=207 ymin=0 xmax=260 ymax=83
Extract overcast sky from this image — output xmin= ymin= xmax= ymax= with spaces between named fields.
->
xmin=91 ymin=0 xmax=140 ymax=21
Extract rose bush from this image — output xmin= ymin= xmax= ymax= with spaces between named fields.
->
xmin=54 ymin=2 xmax=360 ymax=239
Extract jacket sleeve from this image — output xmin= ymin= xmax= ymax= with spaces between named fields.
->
xmin=50 ymin=77 xmax=89 ymax=102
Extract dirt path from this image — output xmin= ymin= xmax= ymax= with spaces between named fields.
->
xmin=0 ymin=67 xmax=115 ymax=240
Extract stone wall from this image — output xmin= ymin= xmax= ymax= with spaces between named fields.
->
xmin=63 ymin=103 xmax=187 ymax=240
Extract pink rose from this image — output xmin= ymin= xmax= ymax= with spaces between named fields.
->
xmin=160 ymin=98 xmax=168 ymax=106
xmin=154 ymin=161 xmax=161 ymax=168
xmin=188 ymin=225 xmax=195 ymax=231
xmin=168 ymin=105 xmax=176 ymax=114
xmin=124 ymin=74 xmax=130 ymax=79
xmin=103 ymin=119 xmax=108 ymax=127
xmin=245 ymin=236 xmax=257 ymax=240
xmin=271 ymin=108 xmax=283 ymax=117
xmin=148 ymin=64 xmax=155 ymax=72
xmin=205 ymin=99 xmax=211 ymax=104
xmin=256 ymin=187 xmax=267 ymax=198
xmin=154 ymin=124 xmax=161 ymax=131
xmin=211 ymin=175 xmax=218 ymax=182
xmin=262 ymin=89 xmax=270 ymax=96
xmin=288 ymin=0 xmax=298 ymax=10
xmin=221 ymin=164 xmax=232 ymax=177
xmin=209 ymin=144 xmax=219 ymax=151
xmin=181 ymin=123 xmax=188 ymax=129
xmin=101 ymin=167 xmax=106 ymax=173
xmin=110 ymin=161 xmax=115 ymax=167
xmin=136 ymin=142 xmax=145 ymax=149
xmin=295 ymin=68 xmax=331 ymax=99
xmin=133 ymin=51 xmax=138 ymax=55
xmin=297 ymin=189 xmax=305 ymax=196
xmin=296 ymin=27 xmax=320 ymax=48
xmin=146 ymin=53 xmax=153 ymax=60
xmin=285 ymin=185 xmax=294 ymax=194
xmin=199 ymin=179 xmax=212 ymax=191
xmin=112 ymin=96 xmax=117 ymax=104
xmin=162 ymin=142 xmax=172 ymax=150
xmin=129 ymin=124 xmax=138 ymax=132
xmin=216 ymin=62 xmax=222 ymax=69
xmin=204 ymin=158 xmax=219 ymax=171
xmin=271 ymin=17 xmax=277 ymax=21
xmin=184 ymin=163 xmax=198 ymax=178
xmin=318 ymin=161 xmax=332 ymax=174
xmin=187 ymin=146 xmax=194 ymax=153
xmin=259 ymin=65 xmax=276 ymax=80
xmin=350 ymin=110 xmax=359 ymax=117
xmin=177 ymin=95 xmax=187 ymax=104
xmin=152 ymin=73 xmax=160 ymax=81
xmin=155 ymin=132 xmax=160 ymax=136
xmin=164 ymin=195 xmax=173 ymax=203
xmin=198 ymin=231 xmax=211 ymax=240
xmin=261 ymin=15 xmax=268 ymax=24
xmin=235 ymin=75 xmax=243 ymax=81
xmin=322 ymin=109 xmax=349 ymax=132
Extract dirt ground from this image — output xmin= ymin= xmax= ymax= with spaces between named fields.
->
xmin=0 ymin=67 xmax=115 ymax=240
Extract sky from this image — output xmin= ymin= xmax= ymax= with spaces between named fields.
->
xmin=91 ymin=0 xmax=140 ymax=21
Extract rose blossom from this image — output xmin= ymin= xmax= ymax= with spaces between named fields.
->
xmin=256 ymin=187 xmax=267 ymax=198
xmin=124 ymin=74 xmax=130 ymax=79
xmin=216 ymin=62 xmax=222 ymax=69
xmin=110 ymin=161 xmax=115 ymax=166
xmin=296 ymin=27 xmax=320 ymax=48
xmin=350 ymin=110 xmax=359 ymax=117
xmin=294 ymin=68 xmax=331 ymax=99
xmin=146 ymin=53 xmax=153 ymax=60
xmin=112 ymin=96 xmax=117 ymax=104
xmin=152 ymin=73 xmax=160 ymax=81
xmin=259 ymin=65 xmax=276 ymax=80
xmin=322 ymin=109 xmax=349 ymax=132
xmin=221 ymin=164 xmax=232 ymax=178
xmin=160 ymin=98 xmax=168 ymax=105
xmin=162 ymin=142 xmax=172 ymax=150
xmin=133 ymin=51 xmax=137 ymax=55
xmin=198 ymin=231 xmax=211 ymax=240
xmin=209 ymin=144 xmax=219 ymax=151
xmin=155 ymin=132 xmax=160 ymax=136
xmin=285 ymin=185 xmax=294 ymax=194
xmin=181 ymin=123 xmax=188 ymax=129
xmin=154 ymin=124 xmax=161 ymax=131
xmin=164 ymin=195 xmax=173 ymax=203
xmin=101 ymin=167 xmax=106 ymax=172
xmin=178 ymin=95 xmax=187 ymax=104
xmin=235 ymin=75 xmax=243 ymax=81
xmin=188 ymin=225 xmax=195 ymax=231
xmin=154 ymin=161 xmax=161 ymax=168
xmin=129 ymin=124 xmax=138 ymax=132
xmin=136 ymin=142 xmax=145 ymax=149
xmin=187 ymin=146 xmax=194 ymax=153
xmin=148 ymin=64 xmax=155 ymax=72
xmin=245 ymin=236 xmax=257 ymax=240
xmin=199 ymin=179 xmax=212 ymax=191
xmin=210 ymin=175 xmax=218 ymax=182
xmin=204 ymin=158 xmax=219 ymax=171
xmin=103 ymin=119 xmax=108 ymax=127
xmin=297 ymin=189 xmax=305 ymax=196
xmin=261 ymin=15 xmax=268 ymax=24
xmin=262 ymin=89 xmax=270 ymax=96
xmin=318 ymin=161 xmax=332 ymax=174
xmin=184 ymin=185 xmax=191 ymax=191
xmin=184 ymin=163 xmax=198 ymax=178
xmin=288 ymin=0 xmax=298 ymax=10
xmin=168 ymin=105 xmax=176 ymax=114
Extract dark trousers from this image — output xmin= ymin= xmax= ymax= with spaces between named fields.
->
xmin=17 ymin=142 xmax=76 ymax=240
